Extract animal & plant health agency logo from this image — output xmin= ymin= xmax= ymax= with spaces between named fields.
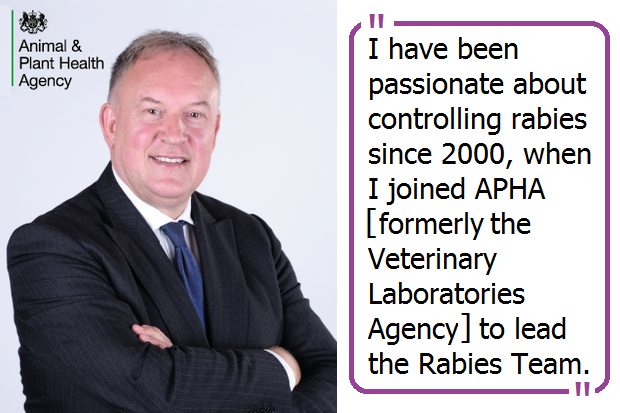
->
xmin=19 ymin=10 xmax=47 ymax=34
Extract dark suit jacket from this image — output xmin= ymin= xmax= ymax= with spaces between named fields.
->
xmin=7 ymin=164 xmax=336 ymax=413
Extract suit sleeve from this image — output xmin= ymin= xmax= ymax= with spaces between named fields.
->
xmin=252 ymin=215 xmax=337 ymax=413
xmin=8 ymin=222 xmax=293 ymax=413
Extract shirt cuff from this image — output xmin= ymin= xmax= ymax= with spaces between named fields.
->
xmin=264 ymin=349 xmax=296 ymax=390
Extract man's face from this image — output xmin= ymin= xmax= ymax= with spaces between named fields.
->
xmin=100 ymin=49 xmax=220 ymax=218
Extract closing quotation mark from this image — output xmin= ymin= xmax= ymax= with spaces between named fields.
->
xmin=575 ymin=382 xmax=590 ymax=396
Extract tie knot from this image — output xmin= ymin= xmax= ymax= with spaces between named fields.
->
xmin=161 ymin=221 xmax=188 ymax=248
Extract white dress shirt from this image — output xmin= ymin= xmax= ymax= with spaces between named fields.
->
xmin=112 ymin=169 xmax=200 ymax=266
xmin=112 ymin=168 xmax=296 ymax=390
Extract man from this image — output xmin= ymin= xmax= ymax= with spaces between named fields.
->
xmin=7 ymin=31 xmax=336 ymax=412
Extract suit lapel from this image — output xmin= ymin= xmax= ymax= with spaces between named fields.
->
xmin=96 ymin=164 xmax=208 ymax=347
xmin=192 ymin=196 xmax=249 ymax=349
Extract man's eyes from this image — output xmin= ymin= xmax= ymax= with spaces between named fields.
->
xmin=144 ymin=109 xmax=203 ymax=118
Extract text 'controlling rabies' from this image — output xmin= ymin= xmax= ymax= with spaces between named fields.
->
xmin=367 ymin=107 xmax=586 ymax=135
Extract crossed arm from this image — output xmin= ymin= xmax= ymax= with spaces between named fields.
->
xmin=8 ymin=220 xmax=336 ymax=412
xmin=132 ymin=324 xmax=302 ymax=387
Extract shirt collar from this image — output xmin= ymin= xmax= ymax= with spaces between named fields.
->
xmin=112 ymin=167 xmax=194 ymax=231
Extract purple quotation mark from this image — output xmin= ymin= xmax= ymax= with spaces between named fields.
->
xmin=369 ymin=14 xmax=384 ymax=28
xmin=575 ymin=382 xmax=590 ymax=396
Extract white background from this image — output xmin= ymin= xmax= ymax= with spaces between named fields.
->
xmin=353 ymin=24 xmax=605 ymax=389
xmin=0 ymin=6 xmax=8 ymax=96
xmin=0 ymin=1 xmax=335 ymax=411
xmin=338 ymin=0 xmax=618 ymax=411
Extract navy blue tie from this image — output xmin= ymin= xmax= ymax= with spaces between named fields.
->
xmin=160 ymin=221 xmax=205 ymax=330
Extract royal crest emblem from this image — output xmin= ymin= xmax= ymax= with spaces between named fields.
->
xmin=19 ymin=10 xmax=47 ymax=34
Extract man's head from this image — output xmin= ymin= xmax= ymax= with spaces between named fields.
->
xmin=100 ymin=31 xmax=221 ymax=219
xmin=107 ymin=30 xmax=220 ymax=105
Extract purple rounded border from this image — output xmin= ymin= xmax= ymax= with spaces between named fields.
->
xmin=348 ymin=20 xmax=611 ymax=395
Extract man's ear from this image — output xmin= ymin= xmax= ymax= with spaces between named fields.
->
xmin=211 ymin=111 xmax=221 ymax=151
xmin=100 ymin=103 xmax=117 ymax=149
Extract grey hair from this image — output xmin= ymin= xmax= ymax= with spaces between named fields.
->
xmin=108 ymin=30 xmax=220 ymax=103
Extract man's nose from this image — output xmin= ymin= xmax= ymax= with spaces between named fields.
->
xmin=160 ymin=113 xmax=187 ymax=143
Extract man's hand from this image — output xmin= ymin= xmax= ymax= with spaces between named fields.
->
xmin=268 ymin=346 xmax=301 ymax=387
xmin=132 ymin=324 xmax=173 ymax=349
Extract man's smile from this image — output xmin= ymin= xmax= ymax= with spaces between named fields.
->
xmin=151 ymin=156 xmax=187 ymax=163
